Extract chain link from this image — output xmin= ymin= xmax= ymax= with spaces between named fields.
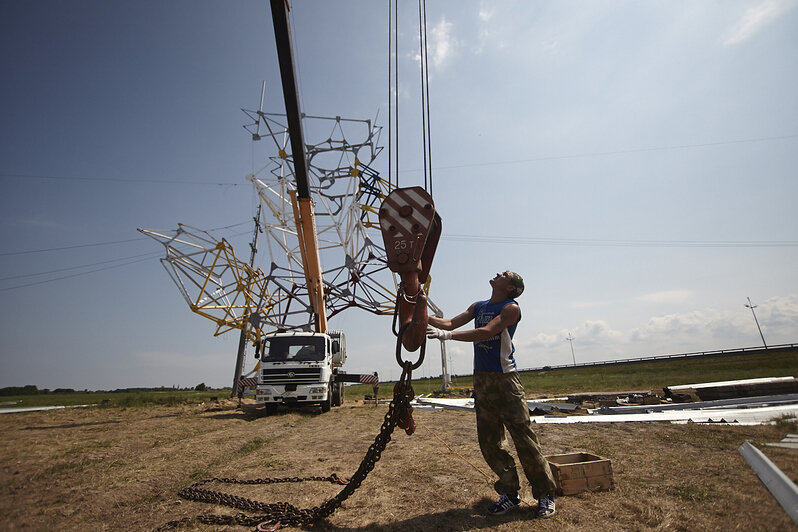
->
xmin=155 ymin=365 xmax=415 ymax=531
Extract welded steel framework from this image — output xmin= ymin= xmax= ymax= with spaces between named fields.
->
xmin=140 ymin=112 xmax=407 ymax=344
xmin=138 ymin=224 xmax=284 ymax=345
xmin=242 ymin=112 xmax=398 ymax=327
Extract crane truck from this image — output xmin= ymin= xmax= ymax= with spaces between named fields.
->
xmin=244 ymin=0 xmax=378 ymax=414
xmin=252 ymin=329 xmax=377 ymax=414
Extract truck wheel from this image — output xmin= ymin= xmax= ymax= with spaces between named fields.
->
xmin=332 ymin=382 xmax=344 ymax=407
xmin=321 ymin=379 xmax=333 ymax=413
xmin=321 ymin=392 xmax=332 ymax=413
xmin=265 ymin=404 xmax=279 ymax=416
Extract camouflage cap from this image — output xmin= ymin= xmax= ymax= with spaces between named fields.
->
xmin=508 ymin=271 xmax=524 ymax=299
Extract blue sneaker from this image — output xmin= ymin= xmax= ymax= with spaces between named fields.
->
xmin=536 ymin=494 xmax=555 ymax=518
xmin=487 ymin=493 xmax=521 ymax=515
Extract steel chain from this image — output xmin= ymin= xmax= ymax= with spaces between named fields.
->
xmin=155 ymin=365 xmax=415 ymax=531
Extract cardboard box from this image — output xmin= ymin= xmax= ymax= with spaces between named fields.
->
xmin=546 ymin=452 xmax=614 ymax=496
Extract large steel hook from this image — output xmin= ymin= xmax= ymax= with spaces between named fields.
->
xmin=379 ymin=187 xmax=442 ymax=352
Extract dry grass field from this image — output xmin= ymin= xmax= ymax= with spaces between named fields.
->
xmin=1 ymin=398 xmax=796 ymax=531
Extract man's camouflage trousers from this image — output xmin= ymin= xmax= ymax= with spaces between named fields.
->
xmin=473 ymin=371 xmax=557 ymax=499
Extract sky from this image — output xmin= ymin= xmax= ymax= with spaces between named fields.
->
xmin=1 ymin=0 xmax=797 ymax=391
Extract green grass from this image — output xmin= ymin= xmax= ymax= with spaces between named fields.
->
xmin=0 ymin=389 xmax=230 ymax=408
xmin=235 ymin=437 xmax=271 ymax=456
xmin=348 ymin=349 xmax=798 ymax=399
xmin=517 ymin=350 xmax=798 ymax=396
xmin=5 ymin=349 xmax=795 ymax=408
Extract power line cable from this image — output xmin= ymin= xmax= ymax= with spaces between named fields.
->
xmin=364 ymin=226 xmax=797 ymax=248
xmin=0 ymin=221 xmax=252 ymax=257
xmin=0 ymin=237 xmax=145 ymax=256
xmin=0 ymin=173 xmax=243 ymax=185
xmin=393 ymin=0 xmax=400 ymax=187
xmin=3 ymin=134 xmax=793 ymax=184
xmin=417 ymin=0 xmax=429 ymax=192
xmin=0 ymin=251 xmax=165 ymax=281
xmin=0 ymin=255 xmax=157 ymax=292
xmin=443 ymin=233 xmax=798 ymax=248
xmin=404 ymin=133 xmax=798 ymax=173
xmin=421 ymin=0 xmax=433 ymax=195
xmin=387 ymin=0 xmax=393 ymax=188
xmin=0 ymin=229 xmax=253 ymax=291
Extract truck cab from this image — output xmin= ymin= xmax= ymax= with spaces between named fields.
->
xmin=255 ymin=330 xmax=346 ymax=413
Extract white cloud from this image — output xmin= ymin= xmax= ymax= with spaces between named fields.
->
xmin=430 ymin=18 xmax=454 ymax=68
xmin=474 ymin=3 xmax=501 ymax=54
xmin=478 ymin=4 xmax=494 ymax=22
xmin=579 ymin=320 xmax=626 ymax=344
xmin=445 ymin=343 xmax=474 ymax=376
xmin=723 ymin=0 xmax=798 ymax=45
xmin=571 ymin=300 xmax=607 ymax=309
xmin=636 ymin=289 xmax=693 ymax=304
xmin=527 ymin=331 xmax=562 ymax=348
xmin=413 ymin=17 xmax=455 ymax=69
xmin=758 ymin=294 xmax=798 ymax=331
xmin=525 ymin=320 xmax=623 ymax=350
xmin=520 ymin=294 xmax=797 ymax=367
xmin=630 ymin=310 xmax=710 ymax=341
xmin=541 ymin=39 xmax=559 ymax=52
xmin=623 ymin=294 xmax=798 ymax=352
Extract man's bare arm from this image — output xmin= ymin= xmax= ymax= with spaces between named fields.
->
xmin=445 ymin=303 xmax=520 ymax=342
xmin=428 ymin=302 xmax=476 ymax=331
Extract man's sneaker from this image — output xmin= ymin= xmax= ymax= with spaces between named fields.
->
xmin=487 ymin=493 xmax=521 ymax=515
xmin=536 ymin=494 xmax=555 ymax=518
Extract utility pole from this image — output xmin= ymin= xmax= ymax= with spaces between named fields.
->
xmin=231 ymin=204 xmax=263 ymax=397
xmin=439 ymin=338 xmax=450 ymax=391
xmin=566 ymin=332 xmax=576 ymax=366
xmin=745 ymin=297 xmax=767 ymax=348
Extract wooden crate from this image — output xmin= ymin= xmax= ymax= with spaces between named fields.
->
xmin=546 ymin=452 xmax=614 ymax=496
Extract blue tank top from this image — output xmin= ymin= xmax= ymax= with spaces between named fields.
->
xmin=473 ymin=298 xmax=520 ymax=373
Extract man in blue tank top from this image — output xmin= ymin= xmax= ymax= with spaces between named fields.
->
xmin=427 ymin=270 xmax=557 ymax=519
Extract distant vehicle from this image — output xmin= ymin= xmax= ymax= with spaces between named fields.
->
xmin=253 ymin=330 xmax=375 ymax=414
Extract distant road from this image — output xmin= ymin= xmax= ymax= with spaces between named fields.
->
xmin=0 ymin=404 xmax=95 ymax=415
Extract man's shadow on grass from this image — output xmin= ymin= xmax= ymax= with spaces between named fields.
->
xmin=310 ymin=497 xmax=540 ymax=532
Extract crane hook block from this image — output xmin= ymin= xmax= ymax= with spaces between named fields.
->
xmin=379 ymin=187 xmax=442 ymax=352
xmin=379 ymin=187 xmax=439 ymax=275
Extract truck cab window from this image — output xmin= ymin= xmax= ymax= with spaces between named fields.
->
xmin=264 ymin=337 xmax=325 ymax=362
xmin=294 ymin=345 xmax=317 ymax=360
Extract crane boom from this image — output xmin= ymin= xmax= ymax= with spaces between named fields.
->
xmin=269 ymin=0 xmax=327 ymax=332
